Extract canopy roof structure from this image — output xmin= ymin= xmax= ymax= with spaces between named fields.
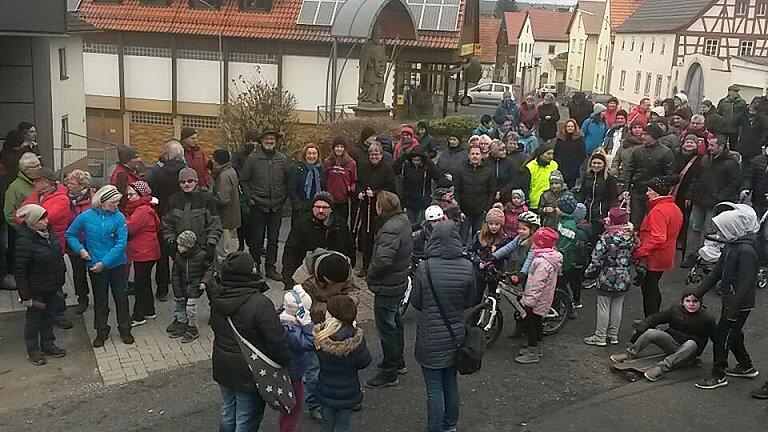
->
xmin=330 ymin=0 xmax=418 ymax=40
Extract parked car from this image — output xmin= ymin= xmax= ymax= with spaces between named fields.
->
xmin=537 ymin=84 xmax=557 ymax=98
xmin=460 ymin=82 xmax=515 ymax=106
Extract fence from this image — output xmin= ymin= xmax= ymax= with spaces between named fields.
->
xmin=56 ymin=129 xmax=120 ymax=187
xmin=316 ymin=104 xmax=355 ymax=124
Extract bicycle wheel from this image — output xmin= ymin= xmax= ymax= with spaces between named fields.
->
xmin=542 ymin=290 xmax=571 ymax=335
xmin=479 ymin=306 xmax=503 ymax=348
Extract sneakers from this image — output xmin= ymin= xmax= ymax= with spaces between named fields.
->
xmin=41 ymin=344 xmax=67 ymax=358
xmin=572 ymin=303 xmax=583 ymax=309
xmin=724 ymin=365 xmax=759 ymax=378
xmin=74 ymin=302 xmax=88 ymax=315
xmin=365 ymin=372 xmax=399 ymax=388
xmin=376 ymin=363 xmax=407 ymax=374
xmin=181 ymin=326 xmax=199 ymax=343
xmin=131 ymin=319 xmax=147 ymax=327
xmin=121 ymin=331 xmax=135 ymax=345
xmin=145 ymin=314 xmax=157 ymax=320
xmin=308 ymin=408 xmax=323 ymax=421
xmin=695 ymin=376 xmax=729 ymax=389
xmin=515 ymin=346 xmax=542 ymax=364
xmin=751 ymin=381 xmax=768 ymax=399
xmin=265 ymin=268 xmax=282 ymax=281
xmin=166 ymin=319 xmax=187 ymax=338
xmin=608 ymin=336 xmax=620 ymax=345
xmin=644 ymin=366 xmax=663 ymax=382
xmin=28 ymin=350 xmax=46 ymax=365
xmin=583 ymin=335 xmax=607 ymax=347
xmin=610 ymin=352 xmax=634 ymax=364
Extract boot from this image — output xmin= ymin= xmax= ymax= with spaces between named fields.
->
xmin=515 ymin=346 xmax=542 ymax=364
xmin=168 ymin=321 xmax=188 ymax=339
xmin=93 ymin=327 xmax=110 ymax=348
xmin=166 ymin=318 xmax=185 ymax=334
xmin=28 ymin=349 xmax=46 ymax=365
xmin=41 ymin=344 xmax=67 ymax=358
xmin=181 ymin=326 xmax=199 ymax=343
xmin=265 ymin=268 xmax=281 ymax=281
xmin=751 ymin=381 xmax=768 ymax=399
xmin=120 ymin=330 xmax=135 ymax=345
xmin=365 ymin=371 xmax=398 ymax=388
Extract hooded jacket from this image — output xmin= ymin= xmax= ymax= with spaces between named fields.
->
xmin=393 ymin=147 xmax=443 ymax=207
xmin=494 ymin=99 xmax=520 ymax=126
xmin=575 ymin=163 xmax=618 ymax=223
xmin=435 ymin=144 xmax=468 ymax=177
xmin=622 ymin=135 xmax=675 ymax=192
xmin=454 ymin=159 xmax=496 ymax=216
xmin=123 ymin=196 xmax=161 ymax=262
xmin=632 ymin=196 xmax=683 ymax=271
xmin=315 ymin=323 xmax=371 ymax=409
xmin=634 ymin=304 xmax=716 ymax=354
xmin=20 ymin=184 xmax=72 ymax=254
xmin=281 ymin=213 xmax=356 ymax=285
xmin=367 ymin=211 xmax=414 ymax=296
xmin=172 ymin=244 xmax=212 ymax=298
xmin=291 ymin=248 xmax=356 ymax=323
xmin=240 ymin=145 xmax=291 ymax=212
xmin=525 ymin=158 xmax=559 ymax=209
xmin=581 ymin=115 xmax=609 ymax=155
xmin=717 ymin=94 xmax=747 ymax=133
xmin=692 ymin=149 xmax=740 ymax=208
xmin=412 ymin=222 xmax=475 ymax=369
xmin=4 ymin=170 xmax=35 ymax=227
xmin=522 ymin=247 xmax=563 ymax=316
xmin=695 ymin=203 xmax=759 ymax=318
xmin=323 ymin=153 xmax=357 ymax=204
xmin=584 ymin=224 xmax=636 ymax=295
xmin=210 ymin=261 xmax=289 ymax=393
xmin=15 ymin=224 xmax=66 ymax=301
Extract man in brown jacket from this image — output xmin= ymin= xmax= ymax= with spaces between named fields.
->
xmin=211 ymin=149 xmax=241 ymax=273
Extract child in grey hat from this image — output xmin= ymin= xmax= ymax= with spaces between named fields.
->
xmin=166 ymin=230 xmax=213 ymax=342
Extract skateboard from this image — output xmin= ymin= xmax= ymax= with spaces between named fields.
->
xmin=612 ymin=354 xmax=702 ymax=382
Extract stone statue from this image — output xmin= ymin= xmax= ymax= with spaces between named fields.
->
xmin=358 ymin=26 xmax=387 ymax=106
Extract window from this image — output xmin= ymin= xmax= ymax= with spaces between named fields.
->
xmin=621 ymin=39 xmax=626 ymax=51
xmin=655 ymin=74 xmax=663 ymax=98
xmin=576 ymin=66 xmax=581 ymax=81
xmin=140 ymin=0 xmax=171 ymax=5
xmin=619 ymin=70 xmax=626 ymax=90
xmin=404 ymin=0 xmax=461 ymax=32
xmin=704 ymin=39 xmax=719 ymax=56
xmin=598 ymin=45 xmax=603 ymax=60
xmin=124 ymin=46 xmax=172 ymax=58
xmin=182 ymin=115 xmax=219 ymax=129
xmin=634 ymin=71 xmax=641 ymax=93
xmin=758 ymin=0 xmax=767 ymax=16
xmin=631 ymin=38 xmax=635 ymax=51
xmin=58 ymin=48 xmax=68 ymax=80
xmin=228 ymin=52 xmax=278 ymax=64
xmin=644 ymin=73 xmax=652 ymax=96
xmin=130 ymin=111 xmax=174 ymax=125
xmin=83 ymin=41 xmax=119 ymax=54
xmin=579 ymin=40 xmax=583 ymax=53
xmin=735 ymin=0 xmax=748 ymax=15
xmin=571 ymin=39 xmax=575 ymax=53
xmin=61 ymin=115 xmax=70 ymax=149
xmin=477 ymin=84 xmax=492 ymax=92
xmin=651 ymin=38 xmax=655 ymax=53
xmin=660 ymin=42 xmax=665 ymax=55
xmin=640 ymin=40 xmax=644 ymax=53
xmin=740 ymin=40 xmax=755 ymax=56
xmin=548 ymin=44 xmax=555 ymax=54
xmin=569 ymin=65 xmax=574 ymax=78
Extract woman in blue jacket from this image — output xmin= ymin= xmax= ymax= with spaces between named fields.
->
xmin=66 ymin=185 xmax=131 ymax=347
xmin=581 ymin=103 xmax=609 ymax=155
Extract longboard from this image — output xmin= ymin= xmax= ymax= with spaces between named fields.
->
xmin=612 ymin=354 xmax=702 ymax=381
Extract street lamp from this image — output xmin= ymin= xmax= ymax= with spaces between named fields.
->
xmin=196 ymin=0 xmax=224 ymax=104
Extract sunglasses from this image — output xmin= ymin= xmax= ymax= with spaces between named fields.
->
xmin=179 ymin=179 xmax=197 ymax=184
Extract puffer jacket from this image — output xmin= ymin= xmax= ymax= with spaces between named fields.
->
xmin=123 ymin=196 xmax=161 ymax=262
xmin=367 ymin=211 xmax=414 ymax=296
xmin=210 ymin=264 xmax=289 ymax=393
xmin=454 ymin=160 xmax=496 ymax=217
xmin=581 ymin=116 xmax=609 ymax=155
xmin=556 ymin=214 xmax=578 ymax=271
xmin=584 ymin=224 xmax=636 ymax=295
xmin=15 ymin=224 xmax=66 ymax=301
xmin=172 ymin=245 xmax=212 ymax=297
xmin=717 ymin=95 xmax=747 ymax=133
xmin=412 ymin=221 xmax=475 ymax=369
xmin=66 ymin=208 xmax=128 ymax=270
xmin=240 ymin=145 xmax=291 ymax=211
xmin=315 ymin=323 xmax=371 ymax=409
xmin=435 ymin=145 xmax=468 ymax=177
xmin=393 ymin=148 xmax=443 ymax=208
xmin=281 ymin=213 xmax=356 ymax=285
xmin=282 ymin=320 xmax=315 ymax=380
xmin=162 ymin=189 xmax=222 ymax=251
xmin=622 ymin=135 xmax=674 ymax=192
xmin=20 ymin=184 xmax=72 ymax=254
xmin=575 ymin=168 xmax=618 ymax=223
xmin=4 ymin=171 xmax=35 ymax=227
xmin=291 ymin=249 xmax=357 ymax=324
xmin=632 ymin=196 xmax=683 ymax=271
xmin=634 ymin=304 xmax=716 ymax=355
xmin=145 ymin=159 xmax=185 ymax=217
xmin=691 ymin=149 xmax=740 ymax=208
xmin=521 ymin=247 xmax=563 ymax=316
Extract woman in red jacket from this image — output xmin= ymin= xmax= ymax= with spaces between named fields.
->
xmin=632 ymin=176 xmax=683 ymax=317
xmin=323 ymin=137 xmax=358 ymax=225
xmin=65 ymin=170 xmax=94 ymax=314
xmin=123 ymin=180 xmax=161 ymax=326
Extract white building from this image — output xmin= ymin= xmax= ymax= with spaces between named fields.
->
xmin=565 ymin=1 xmax=606 ymax=93
xmin=514 ymin=9 xmax=572 ymax=93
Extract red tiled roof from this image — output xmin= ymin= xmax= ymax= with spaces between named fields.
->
xmin=477 ymin=15 xmax=501 ymax=63
xmin=503 ymin=11 xmax=527 ymax=45
xmin=610 ymin=0 xmax=644 ymax=29
xmin=527 ymin=9 xmax=571 ymax=42
xmin=78 ymin=0 xmax=464 ymax=49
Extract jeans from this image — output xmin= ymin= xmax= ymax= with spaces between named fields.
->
xmin=249 ymin=210 xmax=282 ymax=271
xmin=594 ymin=293 xmax=626 ymax=340
xmin=640 ymin=270 xmax=664 ymax=317
xmin=131 ymin=261 xmax=156 ymax=320
xmin=373 ymin=294 xmax=405 ymax=376
xmin=304 ymin=350 xmax=320 ymax=410
xmin=422 ymin=366 xmax=459 ymax=432
xmin=711 ymin=309 xmax=753 ymax=378
xmin=219 ymin=385 xmax=265 ymax=432
xmin=628 ymin=329 xmax=699 ymax=372
xmin=69 ymin=252 xmax=91 ymax=306
xmin=91 ymin=264 xmax=131 ymax=334
xmin=320 ymin=406 xmax=353 ymax=432
xmin=24 ymin=291 xmax=57 ymax=352
xmin=686 ymin=205 xmax=715 ymax=259
xmin=278 ymin=380 xmax=304 ymax=432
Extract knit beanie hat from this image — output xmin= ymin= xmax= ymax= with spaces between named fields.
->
xmin=510 ymin=189 xmax=526 ymax=201
xmin=448 ymin=130 xmax=463 ymax=140
xmin=684 ymin=134 xmax=699 ymax=145
xmin=675 ymin=92 xmax=689 ymax=104
xmin=549 ymin=170 xmax=564 ymax=185
xmin=222 ymin=251 xmax=257 ymax=277
xmin=130 ymin=180 xmax=152 ymax=197
xmin=646 ymin=176 xmax=673 ymax=196
xmin=646 ymin=123 xmax=664 ymax=140
xmin=181 ymin=127 xmax=197 ymax=141
xmin=650 ymin=106 xmax=666 ymax=118
xmin=630 ymin=117 xmax=647 ymax=128
xmin=331 ymin=136 xmax=347 ymax=149
xmin=557 ymin=193 xmax=578 ymax=215
xmin=312 ymin=191 xmax=334 ymax=208
xmin=608 ymin=207 xmax=630 ymax=225
xmin=360 ymin=127 xmax=375 ymax=143
xmin=432 ymin=186 xmax=455 ymax=203
xmin=593 ymin=103 xmax=607 ymax=115
xmin=316 ymin=252 xmax=351 ymax=283
xmin=178 ymin=167 xmax=199 ymax=182
xmin=574 ymin=203 xmax=587 ymax=221
xmin=92 ymin=184 xmax=121 ymax=207
xmin=16 ymin=204 xmax=47 ymax=226
xmin=486 ymin=203 xmax=505 ymax=225
xmin=177 ymin=230 xmax=197 ymax=249
xmin=531 ymin=141 xmax=555 ymax=160
xmin=326 ymin=295 xmax=357 ymax=325
xmin=533 ymin=227 xmax=559 ymax=249
xmin=282 ymin=285 xmax=313 ymax=325
xmin=117 ymin=145 xmax=139 ymax=164
xmin=400 ymin=124 xmax=415 ymax=136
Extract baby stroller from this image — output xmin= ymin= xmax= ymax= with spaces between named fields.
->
xmin=685 ymin=239 xmax=722 ymax=286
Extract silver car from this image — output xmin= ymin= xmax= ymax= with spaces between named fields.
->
xmin=460 ymin=82 xmax=515 ymax=106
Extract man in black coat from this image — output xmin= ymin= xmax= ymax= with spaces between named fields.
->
xmin=454 ymin=143 xmax=496 ymax=244
xmin=281 ymin=192 xmax=356 ymax=286
xmin=393 ymin=147 xmax=443 ymax=225
xmin=620 ymin=132 xmax=674 ymax=226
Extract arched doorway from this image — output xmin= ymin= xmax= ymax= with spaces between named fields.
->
xmin=684 ymin=62 xmax=704 ymax=112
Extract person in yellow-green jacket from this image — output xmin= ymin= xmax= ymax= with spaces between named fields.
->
xmin=524 ymin=143 xmax=559 ymax=210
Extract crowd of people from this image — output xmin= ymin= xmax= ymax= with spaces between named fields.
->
xmin=3 ymin=84 xmax=768 ymax=431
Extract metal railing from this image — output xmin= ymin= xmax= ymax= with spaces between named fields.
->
xmin=56 ymin=129 xmax=120 ymax=187
xmin=316 ymin=104 xmax=355 ymax=124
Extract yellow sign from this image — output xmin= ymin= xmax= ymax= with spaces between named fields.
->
xmin=474 ymin=44 xmax=483 ymax=54
xmin=460 ymin=43 xmax=475 ymax=56
xmin=396 ymin=94 xmax=405 ymax=105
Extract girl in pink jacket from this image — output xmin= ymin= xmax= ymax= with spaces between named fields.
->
xmin=516 ymin=227 xmax=563 ymax=364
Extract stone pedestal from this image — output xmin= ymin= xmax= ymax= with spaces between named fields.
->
xmin=351 ymin=104 xmax=392 ymax=118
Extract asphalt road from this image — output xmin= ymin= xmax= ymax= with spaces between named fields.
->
xmin=2 ymin=258 xmax=767 ymax=431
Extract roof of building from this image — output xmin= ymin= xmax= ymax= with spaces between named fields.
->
xmin=549 ymin=56 xmax=567 ymax=70
xmin=610 ymin=0 xmax=644 ymax=29
xmin=579 ymin=1 xmax=607 ymax=35
xmin=616 ymin=0 xmax=714 ymax=33
xmin=503 ymin=10 xmax=527 ymax=45
xmin=527 ymin=9 xmax=570 ymax=41
xmin=78 ymin=0 xmax=465 ymax=49
xmin=478 ymin=15 xmax=501 ymax=63
xmin=67 ymin=11 xmax=98 ymax=33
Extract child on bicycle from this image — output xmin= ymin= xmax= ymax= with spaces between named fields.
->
xmin=500 ymin=189 xmax=529 ymax=239
xmin=554 ymin=194 xmax=580 ymax=315
xmin=515 ymin=227 xmax=562 ymax=364
xmin=487 ymin=211 xmax=541 ymax=283
xmin=469 ymin=204 xmax=511 ymax=306
xmin=583 ymin=207 xmax=636 ymax=347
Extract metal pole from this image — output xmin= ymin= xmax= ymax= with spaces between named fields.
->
xmin=330 ymin=38 xmax=338 ymax=123
xmin=442 ymin=66 xmax=449 ymax=118
xmin=454 ymin=68 xmax=460 ymax=112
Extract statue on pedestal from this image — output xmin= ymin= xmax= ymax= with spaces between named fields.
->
xmin=358 ymin=26 xmax=387 ymax=107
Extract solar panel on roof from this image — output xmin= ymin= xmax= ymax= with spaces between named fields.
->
xmin=296 ymin=0 xmax=461 ymax=32
xmin=297 ymin=0 xmax=345 ymax=26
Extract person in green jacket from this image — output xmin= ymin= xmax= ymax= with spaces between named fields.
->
xmin=717 ymin=84 xmax=747 ymax=147
xmin=555 ymin=193 xmax=579 ymax=317
xmin=4 ymin=152 xmax=41 ymax=228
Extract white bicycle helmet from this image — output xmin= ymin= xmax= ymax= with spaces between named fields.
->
xmin=424 ymin=205 xmax=445 ymax=222
xmin=517 ymin=211 xmax=541 ymax=227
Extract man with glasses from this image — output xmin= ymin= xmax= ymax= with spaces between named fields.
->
xmin=281 ymin=191 xmax=355 ymax=288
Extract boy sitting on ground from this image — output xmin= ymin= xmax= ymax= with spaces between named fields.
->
xmin=610 ymin=291 xmax=716 ymax=381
